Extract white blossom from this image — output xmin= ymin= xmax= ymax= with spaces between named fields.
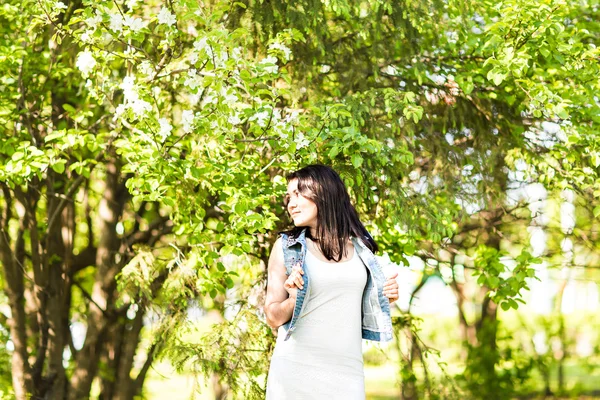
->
xmin=76 ymin=50 xmax=97 ymax=77
xmin=274 ymin=122 xmax=289 ymax=139
xmin=126 ymin=0 xmax=139 ymax=9
xmin=250 ymin=110 xmax=270 ymax=127
xmin=541 ymin=121 xmax=561 ymax=135
xmin=221 ymin=88 xmax=238 ymax=105
xmin=231 ymin=47 xmax=242 ymax=60
xmin=181 ymin=110 xmax=195 ymax=133
xmin=472 ymin=13 xmax=485 ymax=25
xmin=427 ymin=73 xmax=446 ymax=85
xmin=157 ymin=7 xmax=177 ymax=26
xmin=260 ymin=56 xmax=279 ymax=74
xmin=55 ymin=1 xmax=67 ymax=10
xmin=471 ymin=26 xmax=482 ymax=35
xmin=120 ymin=76 xmax=138 ymax=102
xmin=84 ymin=79 xmax=97 ymax=97
xmin=193 ymin=38 xmax=215 ymax=60
xmin=269 ymin=41 xmax=292 ymax=61
xmin=85 ymin=10 xmax=103 ymax=29
xmin=115 ymin=76 xmax=152 ymax=118
xmin=158 ymin=118 xmax=173 ymax=140
xmin=184 ymin=69 xmax=202 ymax=89
xmin=446 ymin=31 xmax=458 ymax=44
xmin=202 ymin=90 xmax=218 ymax=105
xmin=193 ymin=38 xmax=208 ymax=52
xmin=124 ymin=16 xmax=146 ymax=32
xmin=187 ymin=25 xmax=198 ymax=37
xmin=218 ymin=50 xmax=229 ymax=63
xmin=130 ymin=98 xmax=152 ymax=117
xmin=138 ymin=61 xmax=154 ymax=78
xmin=284 ymin=109 xmax=300 ymax=124
xmin=271 ymin=108 xmax=282 ymax=121
xmin=80 ymin=30 xmax=94 ymax=43
xmin=109 ymin=13 xmax=124 ymax=32
xmin=294 ymin=132 xmax=310 ymax=149
xmin=228 ymin=114 xmax=242 ymax=125
xmin=114 ymin=103 xmax=127 ymax=121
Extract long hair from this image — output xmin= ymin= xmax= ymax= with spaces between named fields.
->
xmin=284 ymin=165 xmax=378 ymax=261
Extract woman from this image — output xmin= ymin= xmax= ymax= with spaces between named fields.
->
xmin=264 ymin=165 xmax=399 ymax=399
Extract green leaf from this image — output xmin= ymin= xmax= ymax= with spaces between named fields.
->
xmin=403 ymin=243 xmax=415 ymax=256
xmin=351 ymin=154 xmax=363 ymax=168
xmin=62 ymin=104 xmax=76 ymax=113
xmin=461 ymin=80 xmax=474 ymax=95
xmin=488 ymin=276 xmax=500 ymax=289
xmin=51 ymin=161 xmax=66 ymax=174
xmin=328 ymin=145 xmax=340 ymax=158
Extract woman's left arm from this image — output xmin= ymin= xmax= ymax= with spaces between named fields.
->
xmin=383 ymin=272 xmax=399 ymax=304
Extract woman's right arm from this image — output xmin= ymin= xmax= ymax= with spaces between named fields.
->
xmin=264 ymin=237 xmax=303 ymax=329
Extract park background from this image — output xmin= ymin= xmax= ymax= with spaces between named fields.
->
xmin=1 ymin=0 xmax=600 ymax=399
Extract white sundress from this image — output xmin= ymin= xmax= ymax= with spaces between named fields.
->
xmin=266 ymin=249 xmax=368 ymax=400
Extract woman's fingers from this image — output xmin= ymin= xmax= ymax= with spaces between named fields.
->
xmin=383 ymin=274 xmax=399 ymax=303
xmin=284 ymin=267 xmax=304 ymax=290
xmin=383 ymin=272 xmax=398 ymax=286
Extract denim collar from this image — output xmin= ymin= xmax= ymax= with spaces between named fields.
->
xmin=283 ymin=228 xmax=307 ymax=248
xmin=283 ymin=228 xmax=370 ymax=249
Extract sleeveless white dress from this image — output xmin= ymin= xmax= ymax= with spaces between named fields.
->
xmin=266 ymin=249 xmax=367 ymax=400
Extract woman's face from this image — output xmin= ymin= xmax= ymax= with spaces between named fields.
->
xmin=286 ymin=178 xmax=318 ymax=229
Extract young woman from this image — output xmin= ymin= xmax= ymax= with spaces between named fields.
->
xmin=264 ymin=165 xmax=399 ymax=399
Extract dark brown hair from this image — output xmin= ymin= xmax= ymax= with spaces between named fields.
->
xmin=284 ymin=165 xmax=378 ymax=261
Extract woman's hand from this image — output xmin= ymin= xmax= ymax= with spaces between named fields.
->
xmin=283 ymin=264 xmax=304 ymax=299
xmin=383 ymin=272 xmax=399 ymax=304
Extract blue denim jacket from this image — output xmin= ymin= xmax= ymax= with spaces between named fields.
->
xmin=280 ymin=228 xmax=393 ymax=342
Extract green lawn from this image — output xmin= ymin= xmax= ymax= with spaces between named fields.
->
xmin=142 ymin=363 xmax=399 ymax=399
xmin=142 ymin=360 xmax=600 ymax=400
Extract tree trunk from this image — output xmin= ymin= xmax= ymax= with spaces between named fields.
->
xmin=69 ymin=159 xmax=125 ymax=400
xmin=41 ymin=170 xmax=68 ymax=399
xmin=555 ymin=278 xmax=568 ymax=393
xmin=0 ymin=187 xmax=32 ymax=399
xmin=400 ymin=332 xmax=419 ymax=400
xmin=450 ymin=279 xmax=477 ymax=348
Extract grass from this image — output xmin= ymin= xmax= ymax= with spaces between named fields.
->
xmin=142 ymin=363 xmax=399 ymax=399
xmin=142 ymin=360 xmax=600 ymax=400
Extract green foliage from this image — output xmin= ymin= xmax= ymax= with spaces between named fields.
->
xmin=161 ymin=306 xmax=273 ymax=399
xmin=1 ymin=0 xmax=600 ymax=398
xmin=0 ymin=323 xmax=12 ymax=396
xmin=472 ymin=246 xmax=541 ymax=310
xmin=460 ymin=321 xmax=536 ymax=400
xmin=391 ymin=314 xmax=465 ymax=399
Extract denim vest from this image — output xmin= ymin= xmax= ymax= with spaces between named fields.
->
xmin=280 ymin=229 xmax=393 ymax=342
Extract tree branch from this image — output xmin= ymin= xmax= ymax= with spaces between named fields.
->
xmin=47 ymin=133 xmax=117 ymax=234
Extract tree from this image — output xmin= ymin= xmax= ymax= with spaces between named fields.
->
xmin=1 ymin=0 xmax=599 ymax=399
